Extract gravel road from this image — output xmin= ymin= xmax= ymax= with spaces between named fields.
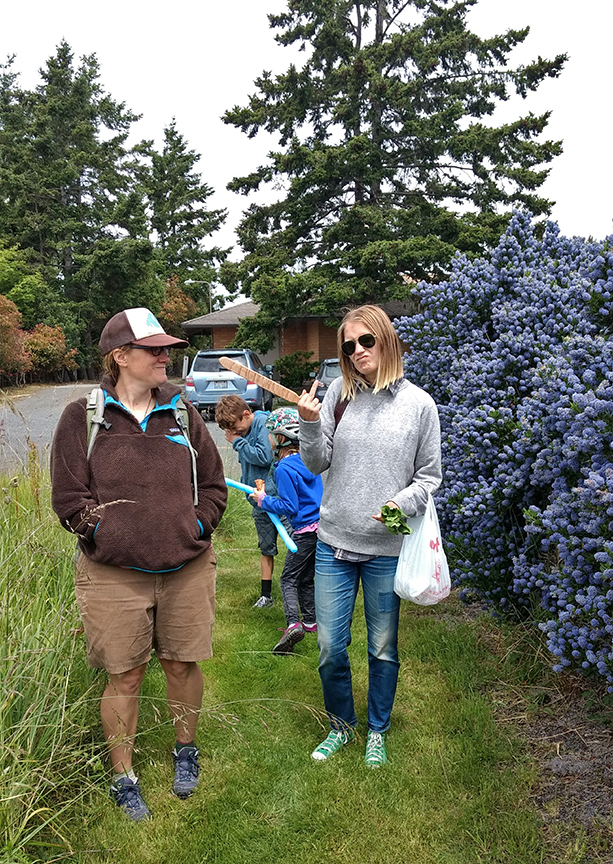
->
xmin=0 ymin=382 xmax=235 ymax=475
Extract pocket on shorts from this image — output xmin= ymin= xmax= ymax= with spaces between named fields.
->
xmin=74 ymin=554 xmax=91 ymax=615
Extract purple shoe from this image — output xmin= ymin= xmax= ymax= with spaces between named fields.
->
xmin=303 ymin=622 xmax=317 ymax=633
xmin=272 ymin=622 xmax=305 ymax=654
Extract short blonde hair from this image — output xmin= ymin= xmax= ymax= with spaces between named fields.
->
xmin=337 ymin=305 xmax=403 ymax=400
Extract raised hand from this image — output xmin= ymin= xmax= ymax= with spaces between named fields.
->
xmin=297 ymin=378 xmax=322 ymax=421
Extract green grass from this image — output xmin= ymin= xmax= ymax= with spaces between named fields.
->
xmin=0 ymin=468 xmax=608 ymax=863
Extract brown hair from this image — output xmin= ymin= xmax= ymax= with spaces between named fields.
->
xmin=337 ymin=305 xmax=403 ymax=400
xmin=215 ymin=395 xmax=251 ymax=429
xmin=275 ymin=436 xmax=300 ymax=457
xmin=102 ymin=345 xmax=132 ymax=385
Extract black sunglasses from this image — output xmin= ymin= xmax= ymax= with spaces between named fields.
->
xmin=130 ymin=345 xmax=172 ymax=357
xmin=341 ymin=333 xmax=377 ymax=356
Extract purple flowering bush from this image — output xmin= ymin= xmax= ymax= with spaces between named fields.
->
xmin=394 ymin=212 xmax=613 ymax=686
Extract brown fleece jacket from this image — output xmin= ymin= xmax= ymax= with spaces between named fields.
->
xmin=50 ymin=377 xmax=227 ymax=572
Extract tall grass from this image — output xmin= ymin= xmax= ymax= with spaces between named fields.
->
xmin=0 ymin=453 xmax=103 ymax=861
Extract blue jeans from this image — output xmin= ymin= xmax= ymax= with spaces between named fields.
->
xmin=315 ymin=541 xmax=400 ymax=733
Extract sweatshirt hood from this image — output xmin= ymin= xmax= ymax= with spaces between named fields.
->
xmin=277 ymin=452 xmax=317 ymax=482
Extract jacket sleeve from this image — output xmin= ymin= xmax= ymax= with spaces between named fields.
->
xmin=298 ymin=379 xmax=340 ymax=475
xmin=259 ymin=463 xmax=299 ymax=519
xmin=232 ymin=414 xmax=272 ymax=467
xmin=187 ymin=404 xmax=228 ymax=536
xmin=391 ymin=397 xmax=442 ymax=518
xmin=50 ymin=399 xmax=100 ymax=540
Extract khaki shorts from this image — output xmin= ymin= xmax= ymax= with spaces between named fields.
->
xmin=74 ymin=546 xmax=217 ymax=674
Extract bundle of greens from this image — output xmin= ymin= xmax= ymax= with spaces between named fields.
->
xmin=380 ymin=505 xmax=412 ymax=535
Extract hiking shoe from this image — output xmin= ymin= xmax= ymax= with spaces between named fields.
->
xmin=302 ymin=621 xmax=317 ymax=633
xmin=253 ymin=596 xmax=274 ymax=608
xmin=311 ymin=728 xmax=354 ymax=762
xmin=110 ymin=776 xmax=152 ymax=821
xmin=364 ymin=730 xmax=387 ymax=768
xmin=172 ymin=745 xmax=199 ymax=799
xmin=272 ymin=622 xmax=305 ymax=654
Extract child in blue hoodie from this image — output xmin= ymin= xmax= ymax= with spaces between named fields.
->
xmin=251 ymin=407 xmax=323 ymax=654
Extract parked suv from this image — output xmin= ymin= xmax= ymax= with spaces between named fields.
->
xmin=312 ymin=358 xmax=341 ymax=402
xmin=185 ymin=349 xmax=274 ymax=416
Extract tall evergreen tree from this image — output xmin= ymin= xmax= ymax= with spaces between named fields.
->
xmin=222 ymin=0 xmax=566 ymax=350
xmin=142 ymin=120 xmax=228 ymax=312
xmin=0 ymin=42 xmax=159 ymax=368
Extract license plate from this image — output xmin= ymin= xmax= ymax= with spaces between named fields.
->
xmin=214 ymin=381 xmax=228 ymax=389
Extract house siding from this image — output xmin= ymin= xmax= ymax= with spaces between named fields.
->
xmin=281 ymin=320 xmax=337 ymax=360
xmin=212 ymin=327 xmax=239 ymax=349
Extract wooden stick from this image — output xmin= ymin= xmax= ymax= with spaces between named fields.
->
xmin=219 ymin=357 xmax=300 ymax=404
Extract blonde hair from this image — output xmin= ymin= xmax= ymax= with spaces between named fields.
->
xmin=337 ymin=305 xmax=403 ymax=400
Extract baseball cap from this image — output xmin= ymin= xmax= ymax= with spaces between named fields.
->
xmin=99 ymin=308 xmax=189 ymax=355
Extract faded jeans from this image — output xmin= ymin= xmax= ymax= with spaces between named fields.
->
xmin=315 ymin=540 xmax=400 ymax=733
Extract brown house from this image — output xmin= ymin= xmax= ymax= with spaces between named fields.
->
xmin=181 ymin=302 xmax=337 ymax=365
xmin=181 ymin=300 xmax=415 ymax=364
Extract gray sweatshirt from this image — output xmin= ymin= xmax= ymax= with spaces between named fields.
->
xmin=299 ymin=376 xmax=442 ymax=557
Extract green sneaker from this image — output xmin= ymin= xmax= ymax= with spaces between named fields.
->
xmin=364 ymin=730 xmax=387 ymax=768
xmin=311 ymin=728 xmax=354 ymax=762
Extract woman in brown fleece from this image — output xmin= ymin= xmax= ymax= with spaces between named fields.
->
xmin=51 ymin=308 xmax=227 ymax=822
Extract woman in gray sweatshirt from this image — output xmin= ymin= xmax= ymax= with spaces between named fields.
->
xmin=298 ymin=304 xmax=442 ymax=768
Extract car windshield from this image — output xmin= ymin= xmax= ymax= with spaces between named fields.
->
xmin=192 ymin=354 xmax=249 ymax=373
xmin=323 ymin=363 xmax=341 ymax=379
xmin=192 ymin=356 xmax=226 ymax=373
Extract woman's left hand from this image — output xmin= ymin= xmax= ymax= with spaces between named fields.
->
xmin=372 ymin=501 xmax=399 ymax=522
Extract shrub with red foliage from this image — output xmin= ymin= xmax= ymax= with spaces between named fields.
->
xmin=0 ymin=294 xmax=31 ymax=384
xmin=23 ymin=324 xmax=78 ymax=380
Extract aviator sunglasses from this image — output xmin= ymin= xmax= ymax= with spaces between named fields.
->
xmin=341 ymin=332 xmax=377 ymax=356
xmin=129 ymin=345 xmax=173 ymax=357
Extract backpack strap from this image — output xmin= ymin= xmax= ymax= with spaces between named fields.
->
xmin=334 ymin=398 xmax=349 ymax=429
xmin=85 ymin=390 xmax=199 ymax=508
xmin=86 ymin=388 xmax=108 ymax=460
xmin=173 ymin=400 xmax=199 ymax=507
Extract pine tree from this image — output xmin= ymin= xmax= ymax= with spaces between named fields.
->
xmin=222 ymin=0 xmax=566 ymax=349
xmin=143 ymin=120 xmax=228 ymax=312
xmin=0 ymin=42 xmax=159 ymax=368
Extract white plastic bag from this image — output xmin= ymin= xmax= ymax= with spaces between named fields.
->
xmin=394 ymin=495 xmax=451 ymax=605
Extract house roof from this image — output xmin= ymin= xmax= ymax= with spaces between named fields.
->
xmin=181 ymin=299 xmax=417 ymax=334
xmin=182 ymin=301 xmax=260 ymax=333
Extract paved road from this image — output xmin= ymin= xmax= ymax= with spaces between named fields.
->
xmin=0 ymin=382 xmax=235 ymax=475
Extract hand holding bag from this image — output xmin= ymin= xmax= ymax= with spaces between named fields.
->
xmin=394 ymin=494 xmax=451 ymax=605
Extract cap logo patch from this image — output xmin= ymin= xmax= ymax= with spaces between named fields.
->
xmin=124 ymin=307 xmax=165 ymax=340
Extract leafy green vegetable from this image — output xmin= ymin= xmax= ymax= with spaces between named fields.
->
xmin=380 ymin=505 xmax=412 ymax=535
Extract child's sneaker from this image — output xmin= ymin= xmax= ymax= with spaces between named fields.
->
xmin=253 ymin=595 xmax=274 ymax=608
xmin=272 ymin=622 xmax=305 ymax=654
xmin=302 ymin=621 xmax=317 ymax=633
xmin=172 ymin=745 xmax=199 ymax=798
xmin=110 ymin=776 xmax=152 ymax=821
xmin=364 ymin=730 xmax=387 ymax=768
xmin=311 ymin=727 xmax=354 ymax=761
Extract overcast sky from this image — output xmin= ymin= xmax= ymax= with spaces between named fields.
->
xmin=2 ymin=0 xmax=611 ymax=260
